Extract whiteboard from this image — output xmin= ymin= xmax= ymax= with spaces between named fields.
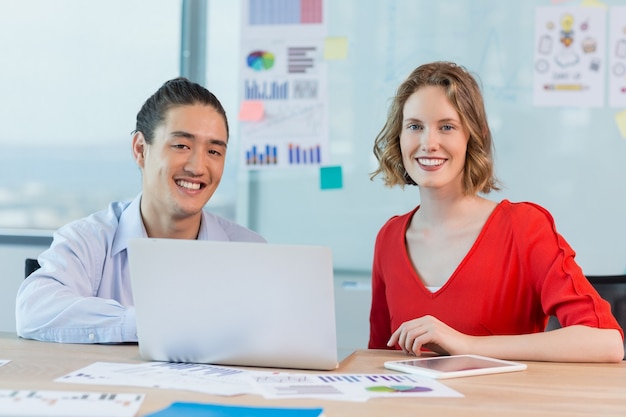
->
xmin=242 ymin=0 xmax=626 ymax=275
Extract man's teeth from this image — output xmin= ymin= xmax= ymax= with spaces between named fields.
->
xmin=418 ymin=158 xmax=445 ymax=166
xmin=177 ymin=180 xmax=201 ymax=190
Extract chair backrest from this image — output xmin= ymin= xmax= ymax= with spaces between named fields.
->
xmin=24 ymin=258 xmax=41 ymax=279
xmin=587 ymin=275 xmax=626 ymax=340
xmin=546 ymin=275 xmax=626 ymax=359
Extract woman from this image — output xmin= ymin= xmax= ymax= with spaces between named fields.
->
xmin=369 ymin=61 xmax=624 ymax=362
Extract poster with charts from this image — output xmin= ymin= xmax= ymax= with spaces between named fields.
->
xmin=609 ymin=6 xmax=626 ymax=108
xmin=239 ymin=0 xmax=329 ymax=169
xmin=533 ymin=6 xmax=606 ymax=107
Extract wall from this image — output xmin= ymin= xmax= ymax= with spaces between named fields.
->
xmin=245 ymin=0 xmax=626 ymax=277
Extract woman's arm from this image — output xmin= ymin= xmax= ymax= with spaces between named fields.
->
xmin=388 ymin=315 xmax=624 ymax=363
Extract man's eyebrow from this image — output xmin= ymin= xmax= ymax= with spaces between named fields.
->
xmin=170 ymin=131 xmax=227 ymax=148
xmin=210 ymin=139 xmax=228 ymax=148
xmin=170 ymin=130 xmax=195 ymax=139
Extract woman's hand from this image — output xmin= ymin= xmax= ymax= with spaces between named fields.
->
xmin=387 ymin=315 xmax=472 ymax=356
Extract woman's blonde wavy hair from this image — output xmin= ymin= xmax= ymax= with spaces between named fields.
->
xmin=371 ymin=61 xmax=499 ymax=194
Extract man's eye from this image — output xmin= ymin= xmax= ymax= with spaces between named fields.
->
xmin=208 ymin=149 xmax=222 ymax=156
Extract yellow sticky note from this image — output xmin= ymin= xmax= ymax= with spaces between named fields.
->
xmin=581 ymin=0 xmax=607 ymax=7
xmin=614 ymin=110 xmax=626 ymax=138
xmin=238 ymin=100 xmax=264 ymax=122
xmin=324 ymin=37 xmax=348 ymax=60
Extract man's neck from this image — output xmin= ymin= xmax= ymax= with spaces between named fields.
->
xmin=141 ymin=211 xmax=202 ymax=240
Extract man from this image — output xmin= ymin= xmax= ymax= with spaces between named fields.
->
xmin=16 ymin=78 xmax=265 ymax=343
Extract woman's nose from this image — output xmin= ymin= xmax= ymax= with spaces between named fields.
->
xmin=420 ymin=128 xmax=439 ymax=152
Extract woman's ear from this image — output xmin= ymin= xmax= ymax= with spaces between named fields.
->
xmin=132 ymin=131 xmax=147 ymax=168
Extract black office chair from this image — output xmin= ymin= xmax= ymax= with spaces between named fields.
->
xmin=24 ymin=258 xmax=41 ymax=279
xmin=545 ymin=275 xmax=626 ymax=359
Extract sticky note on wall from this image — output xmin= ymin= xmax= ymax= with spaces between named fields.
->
xmin=615 ymin=110 xmax=626 ymax=139
xmin=581 ymin=0 xmax=606 ymax=7
xmin=238 ymin=100 xmax=264 ymax=121
xmin=324 ymin=37 xmax=348 ymax=60
xmin=320 ymin=166 xmax=343 ymax=190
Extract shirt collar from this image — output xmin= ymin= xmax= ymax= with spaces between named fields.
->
xmin=111 ymin=194 xmax=147 ymax=256
xmin=111 ymin=193 xmax=231 ymax=255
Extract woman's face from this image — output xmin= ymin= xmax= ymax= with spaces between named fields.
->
xmin=399 ymin=86 xmax=469 ymax=194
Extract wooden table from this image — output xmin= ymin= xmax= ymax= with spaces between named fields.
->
xmin=1 ymin=332 xmax=625 ymax=416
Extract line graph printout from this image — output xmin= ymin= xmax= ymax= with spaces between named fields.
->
xmin=0 ymin=390 xmax=144 ymax=417
xmin=56 ymin=361 xmax=256 ymax=396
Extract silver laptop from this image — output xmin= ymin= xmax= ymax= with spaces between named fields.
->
xmin=128 ymin=238 xmax=338 ymax=370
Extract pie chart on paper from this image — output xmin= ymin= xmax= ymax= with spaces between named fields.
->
xmin=247 ymin=50 xmax=275 ymax=71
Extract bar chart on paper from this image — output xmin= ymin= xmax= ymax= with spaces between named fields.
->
xmin=244 ymin=80 xmax=289 ymax=100
xmin=248 ymin=0 xmax=323 ymax=25
xmin=288 ymin=46 xmax=317 ymax=74
xmin=246 ymin=144 xmax=279 ymax=166
xmin=240 ymin=0 xmax=329 ymax=172
xmin=288 ymin=143 xmax=322 ymax=165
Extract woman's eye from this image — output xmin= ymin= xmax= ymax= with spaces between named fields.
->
xmin=408 ymin=124 xmax=422 ymax=130
xmin=441 ymin=124 xmax=454 ymax=131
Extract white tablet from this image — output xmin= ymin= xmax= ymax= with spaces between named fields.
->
xmin=384 ymin=354 xmax=527 ymax=379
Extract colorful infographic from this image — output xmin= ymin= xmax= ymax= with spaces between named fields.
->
xmin=239 ymin=0 xmax=329 ymax=169
xmin=533 ymin=6 xmax=606 ymax=107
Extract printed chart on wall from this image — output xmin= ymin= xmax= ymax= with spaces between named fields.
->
xmin=533 ymin=6 xmax=606 ymax=107
xmin=239 ymin=0 xmax=328 ymax=169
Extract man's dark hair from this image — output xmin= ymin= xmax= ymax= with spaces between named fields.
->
xmin=135 ymin=77 xmax=228 ymax=143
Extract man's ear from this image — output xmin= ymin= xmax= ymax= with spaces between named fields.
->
xmin=132 ymin=131 xmax=147 ymax=168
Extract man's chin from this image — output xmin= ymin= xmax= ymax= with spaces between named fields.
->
xmin=172 ymin=188 xmax=216 ymax=213
xmin=177 ymin=198 xmax=212 ymax=215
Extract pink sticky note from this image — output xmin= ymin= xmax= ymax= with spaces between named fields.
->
xmin=238 ymin=100 xmax=264 ymax=121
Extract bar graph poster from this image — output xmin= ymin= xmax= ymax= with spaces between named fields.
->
xmin=239 ymin=0 xmax=329 ymax=169
xmin=609 ymin=6 xmax=626 ymax=108
xmin=533 ymin=6 xmax=606 ymax=107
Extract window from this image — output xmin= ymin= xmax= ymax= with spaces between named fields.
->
xmin=0 ymin=0 xmax=181 ymax=229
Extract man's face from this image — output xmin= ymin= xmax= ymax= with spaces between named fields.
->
xmin=133 ymin=104 xmax=228 ymax=224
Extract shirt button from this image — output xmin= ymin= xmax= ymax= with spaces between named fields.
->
xmin=88 ymin=333 xmax=95 ymax=341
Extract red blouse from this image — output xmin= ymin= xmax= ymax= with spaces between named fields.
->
xmin=369 ymin=200 xmax=623 ymax=349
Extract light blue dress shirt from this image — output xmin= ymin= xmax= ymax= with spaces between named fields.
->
xmin=15 ymin=194 xmax=265 ymax=343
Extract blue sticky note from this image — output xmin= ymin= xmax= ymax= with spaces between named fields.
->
xmin=145 ymin=402 xmax=323 ymax=417
xmin=320 ymin=165 xmax=343 ymax=190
